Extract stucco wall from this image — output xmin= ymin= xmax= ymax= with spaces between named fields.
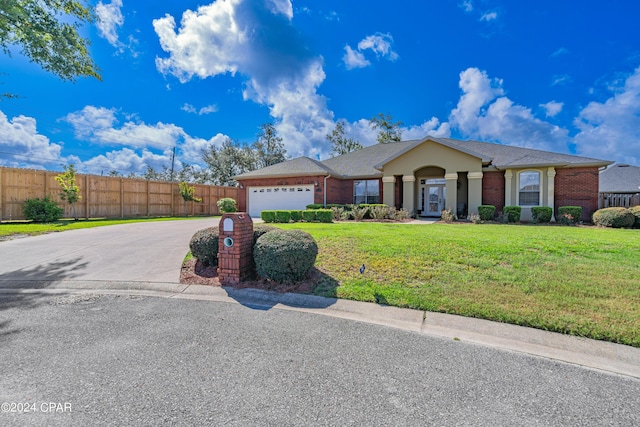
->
xmin=382 ymin=140 xmax=483 ymax=176
xmin=555 ymin=167 xmax=600 ymax=221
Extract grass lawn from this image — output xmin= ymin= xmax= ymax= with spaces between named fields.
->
xmin=277 ymin=222 xmax=640 ymax=347
xmin=0 ymin=216 xmax=218 ymax=238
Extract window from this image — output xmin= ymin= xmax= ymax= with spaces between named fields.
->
xmin=518 ymin=171 xmax=540 ymax=206
xmin=354 ymin=180 xmax=380 ymax=204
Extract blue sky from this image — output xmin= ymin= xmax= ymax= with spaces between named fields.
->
xmin=1 ymin=0 xmax=640 ymax=176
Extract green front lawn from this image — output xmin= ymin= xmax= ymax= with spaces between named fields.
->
xmin=0 ymin=216 xmax=217 ymax=238
xmin=277 ymin=222 xmax=640 ymax=347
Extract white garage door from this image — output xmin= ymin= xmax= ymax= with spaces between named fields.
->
xmin=248 ymin=185 xmax=315 ymax=217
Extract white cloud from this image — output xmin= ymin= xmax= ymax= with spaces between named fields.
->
xmin=460 ymin=1 xmax=473 ymax=12
xmin=96 ymin=0 xmax=124 ymax=46
xmin=480 ymin=11 xmax=498 ymax=22
xmin=153 ymin=0 xmax=335 ymax=158
xmin=551 ymin=47 xmax=569 ymax=58
xmin=449 ymin=67 xmax=570 ymax=152
xmin=403 ymin=118 xmax=451 ymax=141
xmin=552 ymin=74 xmax=572 ymax=86
xmin=342 ymin=45 xmax=370 ymax=70
xmin=181 ymin=103 xmax=218 ymax=115
xmin=266 ymin=0 xmax=293 ymax=19
xmin=573 ymin=67 xmax=640 ymax=165
xmin=81 ymin=148 xmax=172 ymax=175
xmin=0 ymin=110 xmax=67 ymax=167
xmin=540 ymin=101 xmax=564 ymax=117
xmin=343 ymin=33 xmax=398 ymax=70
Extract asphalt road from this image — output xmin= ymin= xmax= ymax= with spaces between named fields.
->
xmin=1 ymin=293 xmax=639 ymax=426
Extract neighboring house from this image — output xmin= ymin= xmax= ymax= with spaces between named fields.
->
xmin=235 ymin=137 xmax=612 ymax=221
xmin=599 ymin=163 xmax=640 ymax=208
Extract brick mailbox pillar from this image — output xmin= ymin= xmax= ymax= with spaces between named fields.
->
xmin=218 ymin=212 xmax=254 ymax=285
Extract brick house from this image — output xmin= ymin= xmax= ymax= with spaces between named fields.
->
xmin=235 ymin=137 xmax=612 ymax=221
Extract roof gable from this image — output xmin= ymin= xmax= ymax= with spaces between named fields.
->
xmin=234 ymin=156 xmax=335 ymax=179
xmin=599 ymin=164 xmax=640 ymax=193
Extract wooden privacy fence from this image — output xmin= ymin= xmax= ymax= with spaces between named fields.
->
xmin=599 ymin=193 xmax=640 ymax=209
xmin=0 ymin=167 xmax=238 ymax=221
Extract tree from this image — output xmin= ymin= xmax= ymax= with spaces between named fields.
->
xmin=108 ymin=170 xmax=121 ymax=177
xmin=201 ymin=137 xmax=255 ymax=186
xmin=252 ymin=123 xmax=287 ymax=169
xmin=0 ymin=0 xmax=101 ymax=88
xmin=327 ymin=120 xmax=363 ymax=156
xmin=178 ymin=181 xmax=201 ymax=217
xmin=55 ymin=164 xmax=81 ymax=220
xmin=369 ymin=113 xmax=403 ymax=144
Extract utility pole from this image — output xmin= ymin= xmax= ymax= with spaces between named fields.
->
xmin=169 ymin=146 xmax=176 ymax=181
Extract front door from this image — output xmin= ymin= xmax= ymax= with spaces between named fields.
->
xmin=421 ymin=184 xmax=446 ymax=216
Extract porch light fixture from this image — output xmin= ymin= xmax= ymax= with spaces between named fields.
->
xmin=315 ymin=181 xmax=319 ymax=186
xmin=239 ymin=183 xmax=244 ymax=189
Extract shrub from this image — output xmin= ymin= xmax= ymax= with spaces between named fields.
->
xmin=441 ymin=209 xmax=455 ymax=223
xmin=592 ymin=207 xmax=635 ymax=228
xmin=331 ymin=206 xmax=345 ymax=221
xmin=394 ymin=208 xmax=411 ymax=220
xmin=531 ymin=206 xmax=553 ymax=224
xmin=631 ymin=206 xmax=640 ymax=228
xmin=261 ymin=210 xmax=276 ymax=223
xmin=290 ymin=210 xmax=302 ymax=222
xmin=253 ymin=224 xmax=279 ymax=244
xmin=217 ymin=197 xmax=237 ymax=213
xmin=352 ymin=206 xmax=367 ymax=221
xmin=22 ymin=196 xmax=63 ymax=223
xmin=275 ymin=210 xmax=291 ymax=223
xmin=254 ymin=229 xmax=318 ymax=282
xmin=301 ymin=210 xmax=316 ymax=222
xmin=189 ymin=226 xmax=219 ymax=266
xmin=315 ymin=209 xmax=333 ymax=223
xmin=370 ymin=205 xmax=391 ymax=220
xmin=478 ymin=205 xmax=495 ymax=221
xmin=469 ymin=213 xmax=482 ymax=224
xmin=306 ymin=204 xmax=323 ymax=209
xmin=558 ymin=206 xmax=582 ymax=224
xmin=502 ymin=206 xmax=521 ymax=223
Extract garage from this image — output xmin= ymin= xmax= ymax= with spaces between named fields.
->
xmin=247 ymin=185 xmax=315 ymax=217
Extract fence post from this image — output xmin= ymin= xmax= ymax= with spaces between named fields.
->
xmin=85 ymin=175 xmax=90 ymax=219
xmin=0 ymin=168 xmax=3 ymax=221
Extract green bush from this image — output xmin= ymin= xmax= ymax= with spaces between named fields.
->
xmin=531 ymin=206 xmax=553 ymax=224
xmin=478 ymin=205 xmax=495 ymax=221
xmin=630 ymin=206 xmax=640 ymax=228
xmin=189 ymin=226 xmax=219 ymax=266
xmin=275 ymin=210 xmax=291 ymax=223
xmin=22 ymin=196 xmax=63 ymax=223
xmin=315 ymin=209 xmax=333 ymax=223
xmin=558 ymin=206 xmax=582 ymax=224
xmin=254 ymin=229 xmax=318 ymax=282
xmin=253 ymin=224 xmax=279 ymax=245
xmin=503 ymin=206 xmax=521 ymax=223
xmin=217 ymin=197 xmax=237 ymax=213
xmin=301 ymin=210 xmax=316 ymax=222
xmin=290 ymin=210 xmax=302 ymax=222
xmin=306 ymin=204 xmax=323 ymax=209
xmin=592 ymin=207 xmax=635 ymax=228
xmin=261 ymin=211 xmax=276 ymax=223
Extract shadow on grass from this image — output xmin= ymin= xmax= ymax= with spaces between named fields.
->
xmin=224 ymin=268 xmax=340 ymax=311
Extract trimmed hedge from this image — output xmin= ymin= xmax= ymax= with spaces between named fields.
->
xmin=275 ymin=210 xmax=291 ymax=223
xmin=478 ymin=205 xmax=496 ymax=221
xmin=22 ymin=196 xmax=63 ymax=223
xmin=558 ymin=206 xmax=582 ymax=224
xmin=252 ymin=224 xmax=279 ymax=244
xmin=301 ymin=210 xmax=316 ymax=222
xmin=503 ymin=206 xmax=521 ymax=223
xmin=189 ymin=226 xmax=219 ymax=266
xmin=261 ymin=210 xmax=277 ymax=223
xmin=306 ymin=204 xmax=324 ymax=209
xmin=631 ymin=206 xmax=640 ymax=228
xmin=254 ymin=229 xmax=318 ymax=282
xmin=315 ymin=209 xmax=333 ymax=223
xmin=531 ymin=206 xmax=553 ymax=224
xmin=592 ymin=207 xmax=635 ymax=228
xmin=290 ymin=210 xmax=302 ymax=222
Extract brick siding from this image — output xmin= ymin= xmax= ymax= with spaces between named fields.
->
xmin=482 ymin=171 xmax=505 ymax=212
xmin=554 ymin=167 xmax=600 ymax=221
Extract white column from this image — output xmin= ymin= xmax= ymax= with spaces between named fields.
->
xmin=402 ymin=176 xmax=416 ymax=214
xmin=504 ymin=170 xmax=513 ymax=206
xmin=382 ymin=176 xmax=395 ymax=207
xmin=467 ymin=171 xmax=483 ymax=215
xmin=444 ymin=172 xmax=458 ymax=214
xmin=547 ymin=167 xmax=556 ymax=222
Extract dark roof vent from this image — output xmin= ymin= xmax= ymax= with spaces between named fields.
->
xmin=617 ymin=164 xmax=630 ymax=167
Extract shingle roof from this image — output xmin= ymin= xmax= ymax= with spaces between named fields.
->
xmin=234 ymin=156 xmax=335 ymax=179
xmin=235 ymin=137 xmax=612 ymax=180
xmin=599 ymin=164 xmax=640 ymax=193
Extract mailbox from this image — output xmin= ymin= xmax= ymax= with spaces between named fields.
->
xmin=217 ymin=212 xmax=254 ymax=285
